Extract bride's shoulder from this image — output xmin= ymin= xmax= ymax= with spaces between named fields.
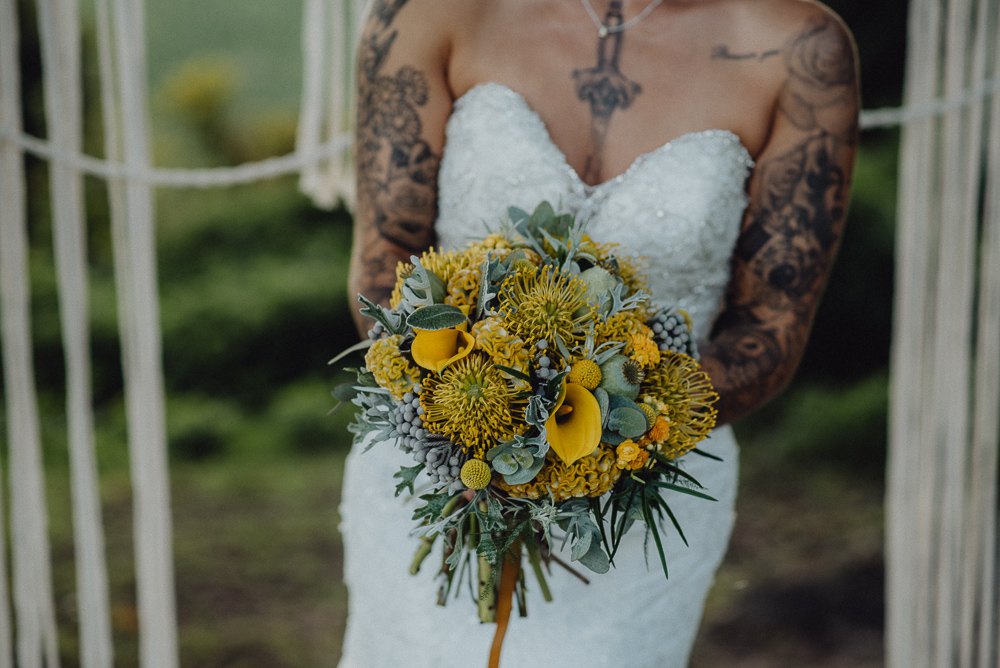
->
xmin=361 ymin=0 xmax=478 ymax=43
xmin=726 ymin=0 xmax=856 ymax=50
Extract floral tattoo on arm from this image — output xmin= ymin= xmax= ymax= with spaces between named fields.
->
xmin=355 ymin=0 xmax=441 ymax=308
xmin=702 ymin=16 xmax=859 ymax=423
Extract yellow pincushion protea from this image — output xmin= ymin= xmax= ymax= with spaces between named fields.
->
xmin=641 ymin=351 xmax=718 ymax=459
xmin=498 ymin=265 xmax=593 ymax=357
xmin=364 ymin=335 xmax=421 ymax=400
xmin=420 ymin=352 xmax=527 ymax=458
xmin=498 ymin=445 xmax=622 ymax=501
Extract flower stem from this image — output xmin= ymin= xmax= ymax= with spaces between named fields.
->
xmin=525 ymin=539 xmax=553 ymax=602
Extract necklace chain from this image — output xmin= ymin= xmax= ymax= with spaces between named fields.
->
xmin=580 ymin=0 xmax=664 ymax=38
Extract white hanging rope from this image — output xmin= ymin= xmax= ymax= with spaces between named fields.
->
xmin=14 ymin=0 xmax=68 ymax=664
xmin=0 ymin=127 xmax=351 ymax=186
xmin=885 ymin=0 xmax=1000 ymax=663
xmin=297 ymin=0 xmax=329 ymax=200
xmin=110 ymin=0 xmax=181 ymax=664
xmin=858 ymin=73 xmax=1000 ymax=129
xmin=0 ymin=0 xmax=29 ymax=663
xmin=36 ymin=0 xmax=115 ymax=664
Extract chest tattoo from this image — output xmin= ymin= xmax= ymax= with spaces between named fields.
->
xmin=572 ymin=1 xmax=642 ymax=184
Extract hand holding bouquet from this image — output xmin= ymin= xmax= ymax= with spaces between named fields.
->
xmin=334 ymin=202 xmax=719 ymax=665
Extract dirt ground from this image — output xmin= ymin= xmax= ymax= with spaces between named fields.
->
xmin=49 ymin=444 xmax=884 ymax=667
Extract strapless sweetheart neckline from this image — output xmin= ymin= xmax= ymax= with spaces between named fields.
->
xmin=453 ymin=82 xmax=754 ymax=192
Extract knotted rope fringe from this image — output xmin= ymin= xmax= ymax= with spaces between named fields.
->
xmin=296 ymin=0 xmax=367 ymax=208
xmin=886 ymin=0 xmax=1000 ymax=665
xmin=0 ymin=0 xmax=34 ymax=665
xmin=37 ymin=0 xmax=114 ymax=664
xmin=107 ymin=0 xmax=180 ymax=665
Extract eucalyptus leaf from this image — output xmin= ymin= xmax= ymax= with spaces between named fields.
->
xmin=406 ymin=304 xmax=468 ymax=330
xmin=502 ymin=454 xmax=546 ymax=485
xmin=528 ymin=201 xmax=555 ymax=233
xmin=606 ymin=406 xmax=648 ymax=439
xmin=575 ymin=541 xmax=610 ymax=574
xmin=492 ymin=453 xmax=519 ymax=475
xmin=508 ymin=205 xmax=530 ymax=231
xmin=570 ymin=530 xmax=592 ymax=561
xmin=512 ymin=449 xmax=535 ymax=468
xmin=486 ymin=441 xmax=515 ymax=461
xmin=594 ymin=387 xmax=610 ymax=425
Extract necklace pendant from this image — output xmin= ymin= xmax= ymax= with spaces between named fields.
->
xmin=598 ymin=25 xmax=609 ymax=38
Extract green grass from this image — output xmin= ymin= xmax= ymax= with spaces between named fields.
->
xmin=48 ymin=453 xmax=348 ymax=668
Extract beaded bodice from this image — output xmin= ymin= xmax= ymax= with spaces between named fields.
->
xmin=435 ymin=82 xmax=754 ymax=341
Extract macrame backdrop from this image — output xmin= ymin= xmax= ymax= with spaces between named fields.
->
xmin=0 ymin=0 xmax=997 ymax=664
xmin=886 ymin=0 xmax=1000 ymax=666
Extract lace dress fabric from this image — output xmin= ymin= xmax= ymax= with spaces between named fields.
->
xmin=339 ymin=82 xmax=754 ymax=668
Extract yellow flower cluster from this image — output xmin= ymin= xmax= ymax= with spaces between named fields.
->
xmin=568 ymin=359 xmax=602 ymax=390
xmin=419 ymin=352 xmax=527 ymax=458
xmin=471 ymin=317 xmax=531 ymax=391
xmin=478 ymin=233 xmax=511 ymax=250
xmin=445 ymin=266 xmax=481 ymax=307
xmin=390 ymin=248 xmax=467 ymax=308
xmin=640 ymin=352 xmax=718 ymax=459
xmin=615 ymin=440 xmax=650 ymax=470
xmin=595 ymin=311 xmax=646 ymax=350
xmin=498 ymin=265 xmax=592 ymax=358
xmin=498 ymin=446 xmax=622 ymax=502
xmin=365 ymin=335 xmax=421 ymax=400
xmin=629 ymin=331 xmax=661 ymax=369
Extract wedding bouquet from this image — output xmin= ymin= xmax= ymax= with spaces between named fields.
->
xmin=333 ymin=202 xmax=718 ymax=664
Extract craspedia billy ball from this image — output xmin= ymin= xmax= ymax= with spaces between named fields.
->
xmin=460 ymin=459 xmax=492 ymax=490
xmin=568 ymin=359 xmax=602 ymax=390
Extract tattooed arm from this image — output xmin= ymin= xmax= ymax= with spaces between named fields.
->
xmin=348 ymin=0 xmax=454 ymax=337
xmin=700 ymin=12 xmax=860 ymax=425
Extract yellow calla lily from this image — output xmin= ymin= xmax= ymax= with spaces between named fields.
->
xmin=546 ymin=382 xmax=602 ymax=465
xmin=411 ymin=328 xmax=476 ymax=373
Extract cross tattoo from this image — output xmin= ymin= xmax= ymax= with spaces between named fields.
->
xmin=572 ymin=0 xmax=643 ymax=183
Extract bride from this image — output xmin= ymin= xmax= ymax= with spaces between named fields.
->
xmin=341 ymin=0 xmax=858 ymax=666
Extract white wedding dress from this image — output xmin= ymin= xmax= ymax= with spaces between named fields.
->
xmin=338 ymin=82 xmax=753 ymax=668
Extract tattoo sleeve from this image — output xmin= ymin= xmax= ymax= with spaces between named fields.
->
xmin=701 ymin=15 xmax=859 ymax=424
xmin=350 ymin=0 xmax=442 ymax=335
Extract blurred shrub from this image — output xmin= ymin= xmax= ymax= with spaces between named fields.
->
xmin=167 ymin=394 xmax=244 ymax=460
xmin=158 ymin=55 xmax=241 ymax=164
